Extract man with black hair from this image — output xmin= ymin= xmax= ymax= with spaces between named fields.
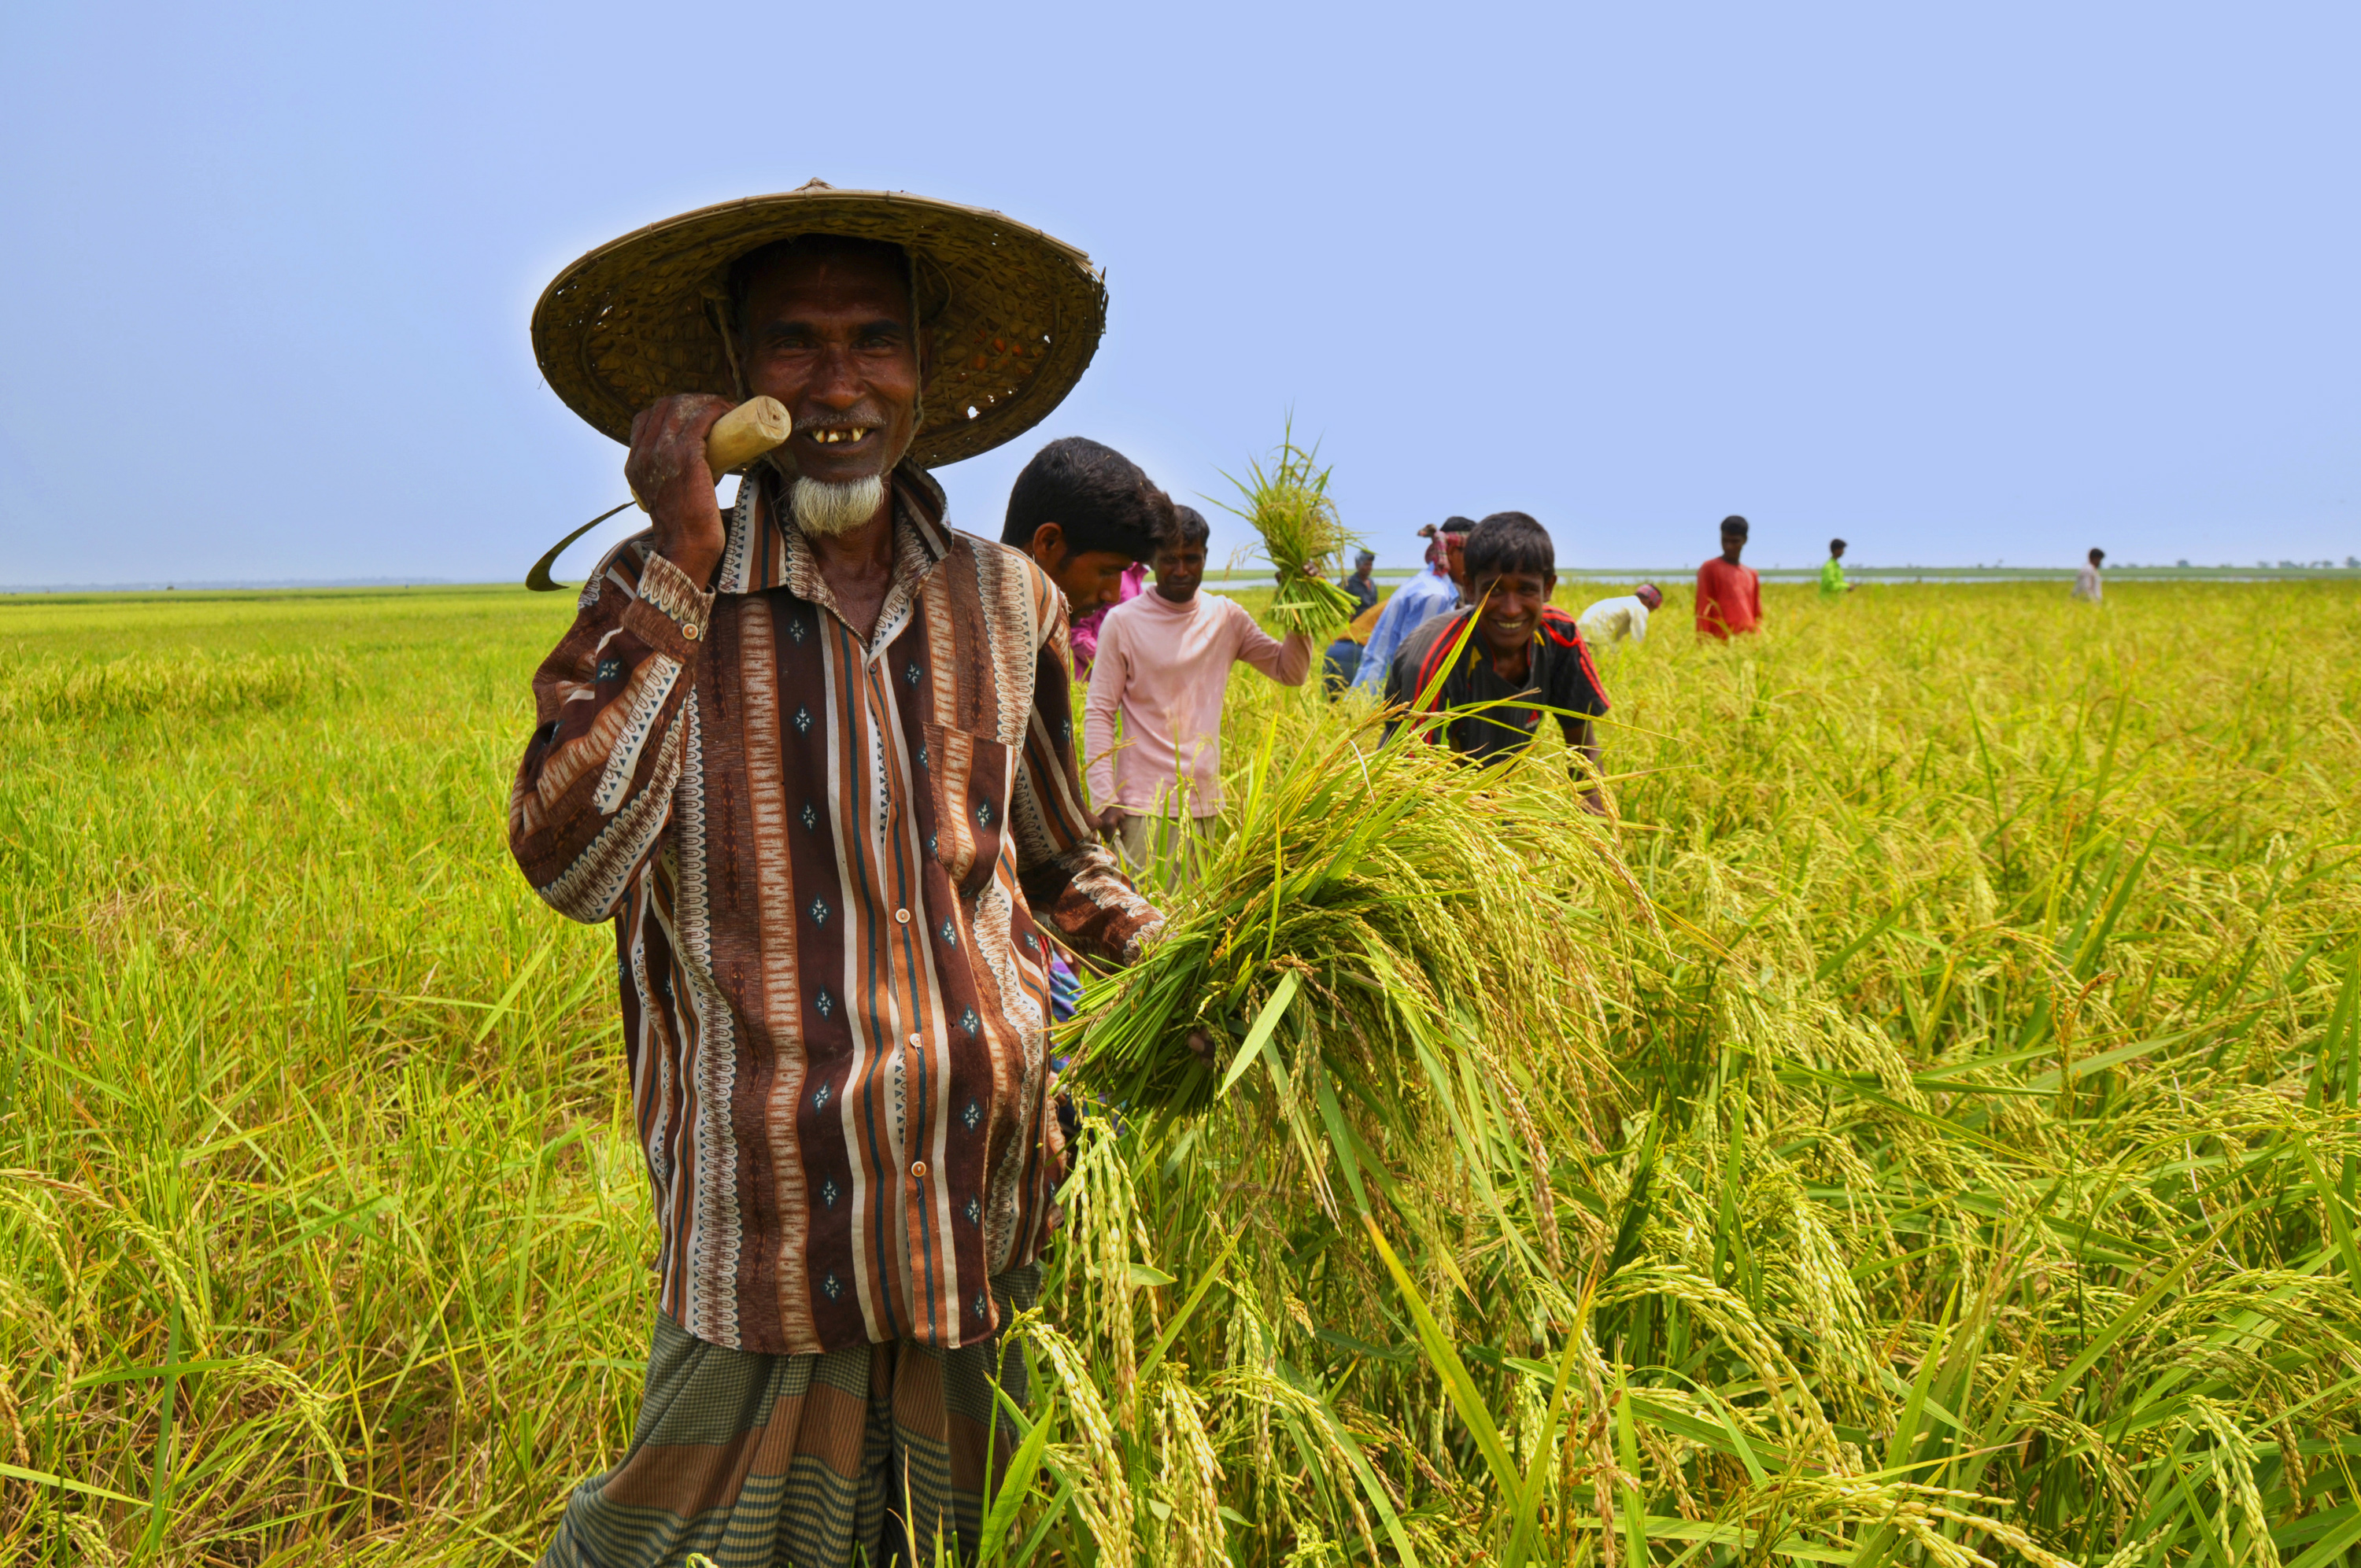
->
xmin=1696 ymin=514 xmax=1763 ymax=638
xmin=1351 ymin=516 xmax=1472 ymax=694
xmin=1085 ymin=504 xmax=1310 ymax=880
xmin=1820 ymin=539 xmax=1853 ymax=599
xmin=1384 ymin=512 xmax=1610 ymax=810
xmin=1000 ymin=436 xmax=1167 ymax=618
xmin=512 ymin=186 xmax=1169 ymax=1568
xmin=1320 ymin=550 xmax=1384 ymax=695
xmin=2074 ymin=548 xmax=2105 ymax=602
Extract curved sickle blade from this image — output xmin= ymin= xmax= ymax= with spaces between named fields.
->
xmin=526 ymin=501 xmax=637 ymax=592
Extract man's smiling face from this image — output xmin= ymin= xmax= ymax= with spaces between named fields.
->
xmin=737 ymin=244 xmax=922 ymax=486
xmin=1471 ymin=569 xmax=1555 ymax=660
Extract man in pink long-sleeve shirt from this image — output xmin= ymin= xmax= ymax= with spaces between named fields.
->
xmin=1084 ymin=505 xmax=1312 ymax=882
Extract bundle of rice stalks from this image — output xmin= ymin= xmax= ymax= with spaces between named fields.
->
xmin=1217 ymin=423 xmax=1363 ymax=637
xmin=1066 ymin=704 xmax=1639 ymax=1138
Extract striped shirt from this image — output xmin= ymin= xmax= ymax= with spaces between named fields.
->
xmin=509 ymin=463 xmax=1162 ymax=1356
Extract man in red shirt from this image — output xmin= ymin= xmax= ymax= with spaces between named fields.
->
xmin=1695 ymin=514 xmax=1764 ymax=638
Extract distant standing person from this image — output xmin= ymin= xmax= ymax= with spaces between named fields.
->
xmin=1384 ymin=512 xmax=1612 ymax=811
xmin=2074 ymin=548 xmax=2105 ymax=602
xmin=1577 ymin=583 xmax=1663 ymax=649
xmin=1820 ymin=539 xmax=1854 ymax=597
xmin=1339 ymin=549 xmax=1380 ymax=614
xmin=1696 ymin=515 xmax=1763 ymax=639
xmin=1354 ymin=516 xmax=1472 ymax=694
xmin=1085 ymin=505 xmax=1312 ymax=880
xmin=1321 ymin=549 xmax=1384 ymax=694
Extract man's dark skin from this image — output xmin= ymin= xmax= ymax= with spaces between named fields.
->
xmin=1720 ymin=526 xmax=1746 ymax=566
xmin=626 ymin=249 xmax=1221 ymax=1071
xmin=1148 ymin=535 xmax=1207 ymax=604
xmin=625 ymin=247 xmax=921 ymax=639
xmin=1443 ymin=530 xmax=1469 ymax=591
xmin=1088 ymin=533 xmax=1208 ymax=836
xmin=1465 ymin=565 xmax=1607 ymax=815
xmin=1022 ymin=526 xmax=1136 ymax=614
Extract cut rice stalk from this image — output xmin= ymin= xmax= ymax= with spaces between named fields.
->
xmin=1216 ymin=419 xmax=1365 ymax=638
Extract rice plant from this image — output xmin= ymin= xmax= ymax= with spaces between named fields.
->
xmin=1216 ymin=422 xmax=1363 ymax=636
xmin=3 ymin=578 xmax=2359 ymax=1565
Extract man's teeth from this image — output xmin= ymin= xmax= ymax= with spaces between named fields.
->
xmin=811 ymin=427 xmax=870 ymax=445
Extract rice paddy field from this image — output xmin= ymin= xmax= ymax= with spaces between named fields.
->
xmin=4 ymin=574 xmax=2359 ymax=1566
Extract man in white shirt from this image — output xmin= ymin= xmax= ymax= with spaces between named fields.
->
xmin=2074 ymin=548 xmax=2105 ymax=602
xmin=1577 ymin=583 xmax=1663 ymax=649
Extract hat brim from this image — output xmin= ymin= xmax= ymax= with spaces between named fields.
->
xmin=531 ymin=186 xmax=1107 ymax=469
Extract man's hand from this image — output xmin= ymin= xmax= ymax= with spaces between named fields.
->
xmin=1575 ymin=740 xmax=1611 ymax=817
xmin=1187 ymin=1029 xmax=1217 ymax=1072
xmin=626 ymin=393 xmax=735 ymax=588
xmin=1093 ymin=804 xmax=1126 ymax=836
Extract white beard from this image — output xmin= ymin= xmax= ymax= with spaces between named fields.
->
xmin=789 ymin=474 xmax=887 ymax=537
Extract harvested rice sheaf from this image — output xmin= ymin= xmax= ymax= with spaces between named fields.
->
xmin=1217 ymin=425 xmax=1365 ymax=638
xmin=1069 ymin=703 xmax=1634 ymax=1126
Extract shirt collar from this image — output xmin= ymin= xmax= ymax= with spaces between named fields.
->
xmin=720 ymin=463 xmax=948 ymax=653
xmin=719 ymin=462 xmax=947 ymax=587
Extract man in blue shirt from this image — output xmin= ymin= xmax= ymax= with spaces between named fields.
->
xmin=1350 ymin=516 xmax=1470 ymax=695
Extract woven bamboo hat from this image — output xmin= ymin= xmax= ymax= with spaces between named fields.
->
xmin=531 ymin=181 xmax=1107 ymax=468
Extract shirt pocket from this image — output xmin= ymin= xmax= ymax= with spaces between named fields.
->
xmin=920 ymin=720 xmax=1012 ymax=899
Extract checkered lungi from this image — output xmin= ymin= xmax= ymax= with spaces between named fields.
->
xmin=539 ymin=1265 xmax=1036 ymax=1568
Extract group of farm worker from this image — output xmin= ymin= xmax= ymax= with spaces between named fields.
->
xmin=1011 ymin=441 xmax=1620 ymax=873
xmin=501 ymin=182 xmax=2015 ymax=1568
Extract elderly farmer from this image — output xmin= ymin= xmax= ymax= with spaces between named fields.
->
xmin=512 ymin=183 xmax=1167 ymax=1568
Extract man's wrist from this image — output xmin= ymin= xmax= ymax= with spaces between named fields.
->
xmin=624 ymin=551 xmax=715 ymax=661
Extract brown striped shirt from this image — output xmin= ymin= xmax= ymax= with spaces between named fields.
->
xmin=509 ymin=463 xmax=1161 ymax=1356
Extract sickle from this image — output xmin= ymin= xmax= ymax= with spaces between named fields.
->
xmin=524 ymin=397 xmax=792 ymax=591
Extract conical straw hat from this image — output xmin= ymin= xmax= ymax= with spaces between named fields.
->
xmin=531 ymin=182 xmax=1107 ymax=468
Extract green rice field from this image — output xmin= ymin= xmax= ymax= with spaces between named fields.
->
xmin=3 ymin=575 xmax=2359 ymax=1565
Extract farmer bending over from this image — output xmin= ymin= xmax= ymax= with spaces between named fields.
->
xmin=509 ymin=185 xmax=1167 ymax=1568
xmin=1577 ymin=581 xmax=1662 ymax=650
xmin=1085 ymin=504 xmax=1312 ymax=882
xmin=1383 ymin=511 xmax=1612 ymax=812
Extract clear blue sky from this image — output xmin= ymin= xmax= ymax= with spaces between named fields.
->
xmin=2 ymin=2 xmax=2354 ymax=585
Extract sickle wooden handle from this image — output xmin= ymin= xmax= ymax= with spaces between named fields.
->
xmin=527 ymin=397 xmax=793 ymax=591
xmin=704 ymin=396 xmax=792 ymax=474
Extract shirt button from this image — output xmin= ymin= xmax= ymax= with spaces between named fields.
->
xmin=895 ymin=908 xmax=911 ymax=924
xmin=907 ymin=1033 xmax=921 ymax=1048
xmin=911 ymin=1160 xmax=928 ymax=1179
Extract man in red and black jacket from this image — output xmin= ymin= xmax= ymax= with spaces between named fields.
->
xmin=1380 ymin=511 xmax=1613 ymax=813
